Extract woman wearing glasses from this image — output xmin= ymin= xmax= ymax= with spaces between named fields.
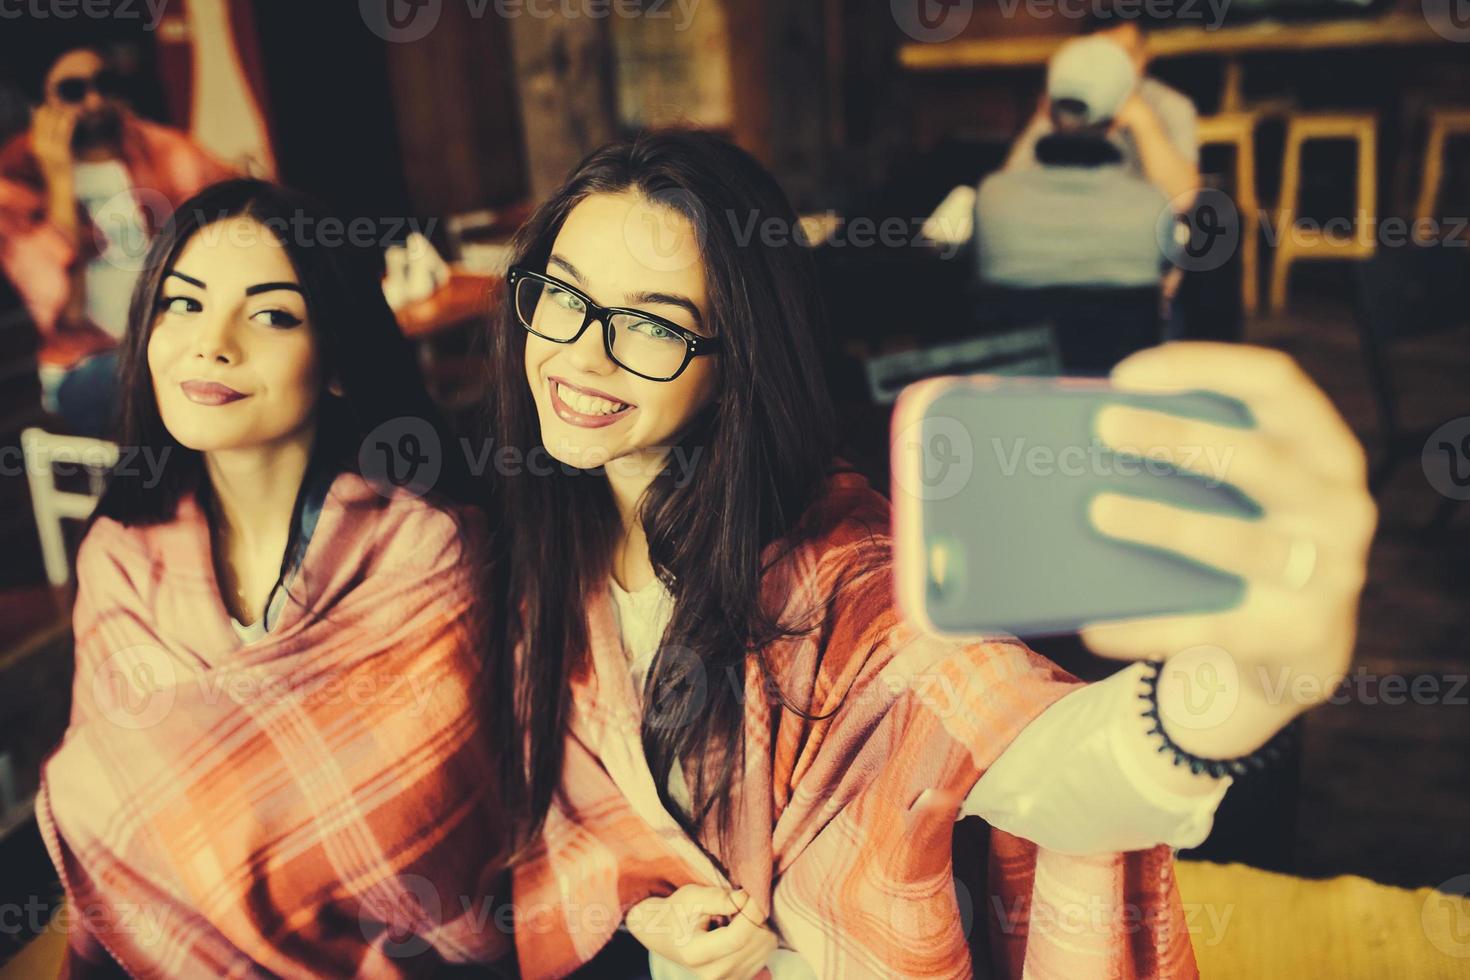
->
xmin=487 ymin=132 xmax=1375 ymax=979
xmin=38 ymin=179 xmax=513 ymax=977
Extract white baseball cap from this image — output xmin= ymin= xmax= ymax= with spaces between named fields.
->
xmin=1046 ymin=37 xmax=1139 ymax=125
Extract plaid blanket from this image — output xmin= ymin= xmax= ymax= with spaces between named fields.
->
xmin=37 ymin=474 xmax=512 ymax=978
xmin=513 ymin=471 xmax=1199 ymax=979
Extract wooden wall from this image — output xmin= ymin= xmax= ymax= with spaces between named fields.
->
xmin=386 ymin=3 xmax=530 ymax=218
xmin=506 ymin=13 xmax=618 ymax=203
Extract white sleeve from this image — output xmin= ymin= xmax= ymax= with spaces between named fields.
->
xmin=960 ymin=661 xmax=1231 ymax=854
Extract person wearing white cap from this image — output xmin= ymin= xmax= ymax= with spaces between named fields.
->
xmin=974 ymin=34 xmax=1175 ymax=296
xmin=1004 ymin=13 xmax=1200 ymax=214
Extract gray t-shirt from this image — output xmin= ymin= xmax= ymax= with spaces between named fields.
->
xmin=975 ymin=164 xmax=1171 ymax=288
xmin=1008 ymin=76 xmax=1199 ymax=176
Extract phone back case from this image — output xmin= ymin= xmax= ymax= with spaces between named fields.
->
xmin=892 ymin=375 xmax=1260 ymax=638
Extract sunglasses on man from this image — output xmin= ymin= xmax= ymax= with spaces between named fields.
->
xmin=52 ymin=71 xmax=124 ymax=105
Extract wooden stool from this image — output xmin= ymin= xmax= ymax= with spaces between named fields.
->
xmin=1197 ymin=112 xmax=1262 ymax=320
xmin=1415 ymin=107 xmax=1470 ymax=224
xmin=1269 ymin=113 xmax=1378 ymax=315
xmin=1216 ymin=58 xmax=1296 ymax=120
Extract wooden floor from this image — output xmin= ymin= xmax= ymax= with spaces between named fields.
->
xmin=1258 ymin=291 xmax=1470 ymax=893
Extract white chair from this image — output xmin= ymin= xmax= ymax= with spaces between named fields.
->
xmin=21 ymin=428 xmax=118 ymax=587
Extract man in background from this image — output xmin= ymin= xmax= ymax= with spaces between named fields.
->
xmin=1004 ymin=10 xmax=1200 ymax=213
xmin=975 ymin=37 xmax=1176 ymax=373
xmin=0 ymin=47 xmax=232 ymax=436
xmin=977 ymin=37 xmax=1172 ymax=290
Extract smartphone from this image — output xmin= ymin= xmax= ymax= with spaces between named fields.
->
xmin=892 ymin=375 xmax=1261 ymax=638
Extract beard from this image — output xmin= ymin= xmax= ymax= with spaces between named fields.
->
xmin=71 ymin=105 xmax=124 ymax=153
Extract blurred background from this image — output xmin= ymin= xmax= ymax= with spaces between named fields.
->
xmin=0 ymin=0 xmax=1467 ymax=975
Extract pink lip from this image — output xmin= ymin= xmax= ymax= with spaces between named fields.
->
xmin=180 ymin=380 xmax=248 ymax=406
xmin=547 ymin=376 xmax=636 ymax=429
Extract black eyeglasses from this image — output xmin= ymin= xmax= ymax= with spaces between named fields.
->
xmin=54 ymin=71 xmax=123 ymax=105
xmin=507 ymin=266 xmax=720 ymax=382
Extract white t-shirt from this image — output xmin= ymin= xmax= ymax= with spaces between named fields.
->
xmin=71 ymin=160 xmax=149 ymax=340
xmin=229 ymin=586 xmax=288 ymax=646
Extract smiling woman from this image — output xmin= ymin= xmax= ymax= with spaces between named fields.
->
xmin=35 ymin=179 xmax=514 ymax=977
xmin=483 ymin=130 xmax=1381 ymax=980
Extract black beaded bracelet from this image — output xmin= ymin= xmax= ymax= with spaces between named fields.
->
xmin=1138 ymin=659 xmax=1293 ymax=779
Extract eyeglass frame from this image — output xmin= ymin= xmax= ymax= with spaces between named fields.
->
xmin=507 ymin=266 xmax=721 ymax=382
xmin=52 ymin=70 xmax=123 ymax=105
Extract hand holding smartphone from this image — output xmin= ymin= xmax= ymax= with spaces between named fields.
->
xmin=891 ymin=342 xmax=1379 ymax=765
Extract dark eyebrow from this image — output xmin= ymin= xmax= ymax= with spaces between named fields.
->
xmin=548 ymin=254 xmax=585 ymax=284
xmin=625 ymin=290 xmax=705 ymax=331
xmin=548 ymin=254 xmax=705 ymax=330
xmin=244 ymin=282 xmax=305 ymax=297
xmin=166 ymin=270 xmax=206 ymax=289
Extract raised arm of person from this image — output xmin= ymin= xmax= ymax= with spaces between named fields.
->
xmin=1086 ymin=342 xmax=1374 ymax=771
xmin=963 ymin=343 xmax=1374 ymax=855
xmin=0 ymin=106 xmax=88 ymax=337
xmin=30 ymin=104 xmax=82 ymax=245
xmin=1114 ymin=92 xmax=1200 ymax=213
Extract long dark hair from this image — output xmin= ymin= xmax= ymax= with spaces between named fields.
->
xmin=93 ymin=178 xmax=472 ymax=534
xmin=490 ymin=131 xmax=840 ymax=864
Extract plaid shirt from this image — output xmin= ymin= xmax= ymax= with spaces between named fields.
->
xmin=513 ymin=470 xmax=1200 ymax=979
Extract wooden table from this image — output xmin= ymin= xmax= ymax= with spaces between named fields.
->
xmin=393 ymin=268 xmax=502 ymax=340
xmin=1175 ymin=859 xmax=1470 ymax=978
